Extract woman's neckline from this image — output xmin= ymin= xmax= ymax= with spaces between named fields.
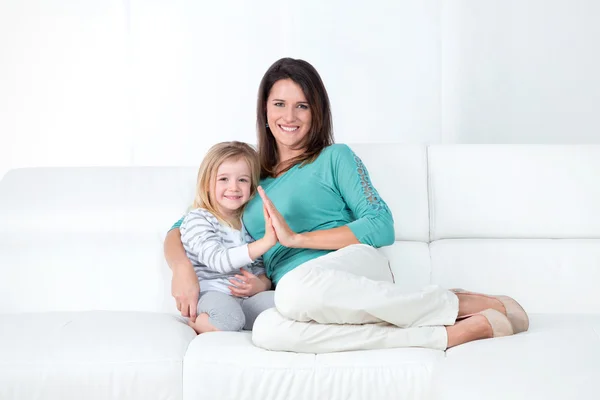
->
xmin=272 ymin=162 xmax=299 ymax=179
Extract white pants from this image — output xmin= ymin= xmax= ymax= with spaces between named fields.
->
xmin=252 ymin=244 xmax=458 ymax=353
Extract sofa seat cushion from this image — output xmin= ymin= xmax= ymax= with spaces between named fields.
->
xmin=431 ymin=313 xmax=600 ymax=400
xmin=183 ymin=331 xmax=445 ymax=400
xmin=0 ymin=311 xmax=196 ymax=400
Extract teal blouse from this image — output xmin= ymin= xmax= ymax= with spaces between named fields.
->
xmin=242 ymin=144 xmax=394 ymax=284
xmin=172 ymin=144 xmax=394 ymax=285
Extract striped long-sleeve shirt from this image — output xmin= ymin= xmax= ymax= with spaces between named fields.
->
xmin=180 ymin=208 xmax=265 ymax=295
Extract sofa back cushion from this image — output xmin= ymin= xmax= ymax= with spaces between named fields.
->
xmin=428 ymin=145 xmax=600 ymax=240
xmin=0 ymin=167 xmax=198 ymax=313
xmin=428 ymin=145 xmax=600 ymax=313
xmin=0 ymin=144 xmax=429 ymax=313
xmin=430 ymin=239 xmax=600 ymax=313
xmin=352 ymin=144 xmax=429 ymax=242
xmin=0 ymin=166 xmax=197 ymax=235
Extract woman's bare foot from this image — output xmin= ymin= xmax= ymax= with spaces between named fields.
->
xmin=446 ymin=314 xmax=493 ymax=348
xmin=456 ymin=292 xmax=506 ymax=318
xmin=188 ymin=313 xmax=219 ymax=334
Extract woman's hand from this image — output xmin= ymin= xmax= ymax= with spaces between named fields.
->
xmin=229 ymin=269 xmax=270 ymax=297
xmin=165 ymin=228 xmax=200 ymax=321
xmin=263 ymin=204 xmax=277 ymax=247
xmin=171 ymin=261 xmax=200 ymax=321
xmin=258 ymin=186 xmax=301 ymax=248
xmin=247 ymin=204 xmax=278 ymax=260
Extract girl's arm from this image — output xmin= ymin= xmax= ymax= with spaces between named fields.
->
xmin=258 ymin=273 xmax=272 ymax=289
xmin=229 ymin=269 xmax=272 ymax=297
xmin=182 ymin=209 xmax=274 ymax=274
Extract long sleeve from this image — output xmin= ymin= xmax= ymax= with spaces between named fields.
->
xmin=180 ymin=209 xmax=252 ymax=274
xmin=333 ymin=145 xmax=395 ymax=247
xmin=170 ymin=216 xmax=184 ymax=231
xmin=242 ymin=226 xmax=266 ymax=276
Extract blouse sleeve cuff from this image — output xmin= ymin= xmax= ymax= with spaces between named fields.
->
xmin=346 ymin=219 xmax=370 ymax=244
xmin=229 ymin=244 xmax=253 ymax=268
xmin=347 ymin=217 xmax=395 ymax=248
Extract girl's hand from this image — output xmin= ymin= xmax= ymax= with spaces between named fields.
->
xmin=258 ymin=186 xmax=301 ymax=248
xmin=247 ymin=204 xmax=278 ymax=260
xmin=263 ymin=204 xmax=277 ymax=247
xmin=229 ymin=269 xmax=269 ymax=297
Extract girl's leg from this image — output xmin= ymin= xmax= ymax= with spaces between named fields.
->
xmin=240 ymin=290 xmax=276 ymax=330
xmin=274 ymin=244 xmax=459 ymax=328
xmin=189 ymin=291 xmax=245 ymax=334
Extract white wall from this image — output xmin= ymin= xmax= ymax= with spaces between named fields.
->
xmin=0 ymin=0 xmax=132 ymax=179
xmin=442 ymin=0 xmax=600 ymax=143
xmin=0 ymin=0 xmax=441 ymax=179
xmin=1 ymin=0 xmax=600 ymax=180
xmin=130 ymin=0 xmax=442 ymax=167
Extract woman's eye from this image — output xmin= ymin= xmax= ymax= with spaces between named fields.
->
xmin=298 ymin=104 xmax=309 ymax=110
xmin=274 ymin=102 xmax=284 ymax=107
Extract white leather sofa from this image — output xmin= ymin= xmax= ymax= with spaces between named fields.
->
xmin=1 ymin=144 xmax=599 ymax=400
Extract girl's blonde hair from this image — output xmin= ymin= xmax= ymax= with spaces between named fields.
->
xmin=193 ymin=141 xmax=260 ymax=225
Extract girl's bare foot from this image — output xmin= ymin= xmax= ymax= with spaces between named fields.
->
xmin=188 ymin=313 xmax=219 ymax=334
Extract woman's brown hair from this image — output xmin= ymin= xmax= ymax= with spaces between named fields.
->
xmin=256 ymin=58 xmax=334 ymax=178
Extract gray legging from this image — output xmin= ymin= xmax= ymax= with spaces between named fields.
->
xmin=197 ymin=290 xmax=275 ymax=331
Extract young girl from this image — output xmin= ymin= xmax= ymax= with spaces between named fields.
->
xmin=179 ymin=141 xmax=276 ymax=334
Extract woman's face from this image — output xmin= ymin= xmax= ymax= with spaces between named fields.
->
xmin=266 ymin=79 xmax=312 ymax=155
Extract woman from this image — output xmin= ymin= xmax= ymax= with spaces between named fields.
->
xmin=164 ymin=57 xmax=528 ymax=352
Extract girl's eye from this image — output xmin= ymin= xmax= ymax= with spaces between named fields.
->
xmin=239 ymin=178 xmax=249 ymax=183
xmin=218 ymin=177 xmax=228 ymax=181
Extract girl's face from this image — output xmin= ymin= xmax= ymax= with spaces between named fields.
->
xmin=212 ymin=157 xmax=252 ymax=218
xmin=266 ymin=79 xmax=312 ymax=155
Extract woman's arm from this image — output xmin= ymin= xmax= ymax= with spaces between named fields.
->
xmin=333 ymin=144 xmax=395 ymax=247
xmin=164 ymin=227 xmax=199 ymax=321
xmin=258 ymin=144 xmax=394 ymax=251
xmin=165 ymin=227 xmax=194 ymax=272
xmin=257 ymin=188 xmax=359 ymax=250
xmin=291 ymin=225 xmax=359 ymax=249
